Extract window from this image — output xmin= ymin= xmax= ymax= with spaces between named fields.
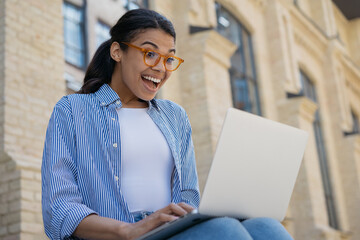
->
xmin=64 ymin=72 xmax=81 ymax=95
xmin=215 ymin=3 xmax=261 ymax=115
xmin=122 ymin=0 xmax=148 ymax=10
xmin=299 ymin=70 xmax=339 ymax=229
xmin=95 ymin=21 xmax=111 ymax=48
xmin=348 ymin=110 xmax=360 ymax=135
xmin=352 ymin=111 xmax=360 ymax=134
xmin=63 ymin=2 xmax=86 ymax=68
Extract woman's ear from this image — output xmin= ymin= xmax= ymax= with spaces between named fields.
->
xmin=110 ymin=42 xmax=122 ymax=62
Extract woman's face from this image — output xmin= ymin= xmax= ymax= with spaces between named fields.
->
xmin=111 ymin=28 xmax=176 ymax=104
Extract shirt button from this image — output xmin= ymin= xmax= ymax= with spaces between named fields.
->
xmin=114 ymin=176 xmax=119 ymax=181
xmin=116 ymin=100 xmax=120 ymax=105
xmin=101 ymin=102 xmax=105 ymax=106
xmin=111 ymin=117 xmax=115 ymax=121
xmin=113 ymin=143 xmax=118 ymax=148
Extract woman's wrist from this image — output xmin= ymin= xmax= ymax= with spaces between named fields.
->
xmin=74 ymin=215 xmax=134 ymax=240
xmin=115 ymin=222 xmax=133 ymax=240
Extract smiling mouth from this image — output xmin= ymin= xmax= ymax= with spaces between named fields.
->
xmin=142 ymin=75 xmax=161 ymax=89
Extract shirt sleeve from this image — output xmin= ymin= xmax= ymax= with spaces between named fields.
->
xmin=179 ymin=109 xmax=201 ymax=208
xmin=41 ymin=97 xmax=96 ymax=240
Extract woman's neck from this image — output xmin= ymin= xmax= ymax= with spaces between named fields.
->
xmin=109 ymin=81 xmax=148 ymax=108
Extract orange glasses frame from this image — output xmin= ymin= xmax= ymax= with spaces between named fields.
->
xmin=121 ymin=42 xmax=184 ymax=71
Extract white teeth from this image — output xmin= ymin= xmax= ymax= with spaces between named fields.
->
xmin=143 ymin=75 xmax=161 ymax=83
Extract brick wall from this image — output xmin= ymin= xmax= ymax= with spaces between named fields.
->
xmin=0 ymin=0 xmax=65 ymax=239
xmin=0 ymin=0 xmax=5 ymax=155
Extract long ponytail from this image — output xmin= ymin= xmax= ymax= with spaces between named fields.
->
xmin=78 ymin=40 xmax=114 ymax=93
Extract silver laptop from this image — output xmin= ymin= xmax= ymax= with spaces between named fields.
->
xmin=137 ymin=108 xmax=309 ymax=240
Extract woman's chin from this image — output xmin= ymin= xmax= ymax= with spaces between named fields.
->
xmin=139 ymin=91 xmax=158 ymax=102
xmin=138 ymin=98 xmax=149 ymax=103
xmin=137 ymin=95 xmax=155 ymax=103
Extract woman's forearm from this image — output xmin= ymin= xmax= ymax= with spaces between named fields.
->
xmin=73 ymin=214 xmax=131 ymax=240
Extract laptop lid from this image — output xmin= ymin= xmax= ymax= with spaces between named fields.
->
xmin=199 ymin=108 xmax=308 ymax=221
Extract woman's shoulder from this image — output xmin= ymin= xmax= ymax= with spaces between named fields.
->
xmin=53 ymin=95 xmax=71 ymax=112
xmin=56 ymin=93 xmax=95 ymax=106
xmin=53 ymin=93 xmax=96 ymax=114
xmin=66 ymin=92 xmax=94 ymax=102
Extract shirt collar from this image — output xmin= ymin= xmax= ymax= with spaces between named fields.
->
xmin=94 ymin=84 xmax=159 ymax=111
xmin=95 ymin=84 xmax=121 ymax=107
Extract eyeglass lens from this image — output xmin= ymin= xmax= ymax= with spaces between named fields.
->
xmin=144 ymin=51 xmax=180 ymax=71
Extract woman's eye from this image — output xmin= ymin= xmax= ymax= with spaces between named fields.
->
xmin=166 ymin=57 xmax=175 ymax=64
xmin=146 ymin=51 xmax=158 ymax=59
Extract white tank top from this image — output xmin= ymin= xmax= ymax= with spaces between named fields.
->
xmin=116 ymin=107 xmax=174 ymax=212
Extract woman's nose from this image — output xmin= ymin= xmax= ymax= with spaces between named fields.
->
xmin=151 ymin=57 xmax=166 ymax=72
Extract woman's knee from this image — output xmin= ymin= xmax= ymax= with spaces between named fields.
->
xmin=242 ymin=218 xmax=293 ymax=240
xmin=243 ymin=217 xmax=282 ymax=229
xmin=209 ymin=217 xmax=242 ymax=229
xmin=198 ymin=217 xmax=252 ymax=239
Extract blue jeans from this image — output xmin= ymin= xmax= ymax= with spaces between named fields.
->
xmin=132 ymin=212 xmax=293 ymax=240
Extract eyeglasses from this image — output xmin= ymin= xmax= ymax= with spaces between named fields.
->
xmin=121 ymin=42 xmax=184 ymax=71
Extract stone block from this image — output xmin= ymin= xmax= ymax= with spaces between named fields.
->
xmin=9 ymin=200 xmax=21 ymax=213
xmin=0 ymin=203 xmax=8 ymax=214
xmin=8 ymin=223 xmax=20 ymax=234
xmin=0 ymin=226 xmax=7 ymax=237
xmin=1 ymin=212 xmax=20 ymax=225
xmin=3 ymin=234 xmax=20 ymax=240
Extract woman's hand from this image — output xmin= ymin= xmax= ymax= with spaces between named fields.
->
xmin=73 ymin=203 xmax=194 ymax=240
xmin=124 ymin=202 xmax=195 ymax=240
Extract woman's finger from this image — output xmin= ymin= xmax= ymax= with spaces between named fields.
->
xmin=165 ymin=203 xmax=188 ymax=216
xmin=129 ymin=203 xmax=195 ymax=239
xmin=177 ymin=202 xmax=195 ymax=213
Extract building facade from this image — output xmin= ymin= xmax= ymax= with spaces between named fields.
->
xmin=0 ymin=0 xmax=359 ymax=239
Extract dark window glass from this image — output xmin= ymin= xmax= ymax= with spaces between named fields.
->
xmin=299 ymin=70 xmax=339 ymax=230
xmin=63 ymin=2 xmax=86 ymax=68
xmin=215 ymin=3 xmax=261 ymax=115
xmin=95 ymin=21 xmax=111 ymax=48
xmin=351 ymin=111 xmax=360 ymax=134
xmin=122 ymin=0 xmax=148 ymax=10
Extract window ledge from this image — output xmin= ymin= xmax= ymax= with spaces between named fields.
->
xmin=280 ymin=95 xmax=318 ymax=123
xmin=187 ymin=30 xmax=237 ymax=69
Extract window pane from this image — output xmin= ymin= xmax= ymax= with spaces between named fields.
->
xmin=231 ymin=78 xmax=251 ymax=112
xmin=95 ymin=21 xmax=111 ymax=48
xmin=352 ymin=111 xmax=360 ymax=134
xmin=299 ymin=70 xmax=339 ymax=229
xmin=230 ymin=49 xmax=245 ymax=74
xmin=299 ymin=71 xmax=317 ymax=102
xmin=122 ymin=0 xmax=148 ymax=10
xmin=63 ymin=2 xmax=86 ymax=68
xmin=216 ymin=3 xmax=261 ymax=115
xmin=216 ymin=4 xmax=241 ymax=47
xmin=242 ymin=31 xmax=255 ymax=79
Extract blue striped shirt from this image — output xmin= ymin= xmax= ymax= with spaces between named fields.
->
xmin=41 ymin=84 xmax=200 ymax=240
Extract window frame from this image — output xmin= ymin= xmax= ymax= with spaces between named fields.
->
xmin=122 ymin=0 xmax=148 ymax=10
xmin=299 ymin=70 xmax=340 ymax=230
xmin=63 ymin=1 xmax=87 ymax=69
xmin=215 ymin=2 xmax=261 ymax=115
xmin=95 ymin=20 xmax=111 ymax=48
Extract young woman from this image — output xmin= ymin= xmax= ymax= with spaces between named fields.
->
xmin=42 ymin=9 xmax=294 ymax=240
